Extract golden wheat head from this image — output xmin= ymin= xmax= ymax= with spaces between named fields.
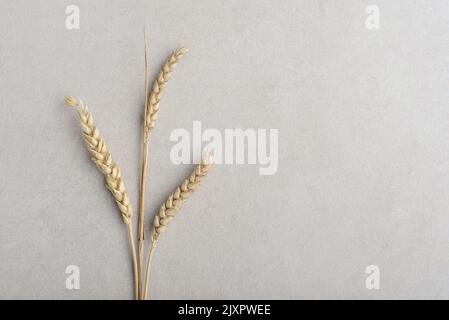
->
xmin=65 ymin=96 xmax=133 ymax=225
xmin=144 ymin=48 xmax=188 ymax=141
xmin=150 ymin=155 xmax=212 ymax=244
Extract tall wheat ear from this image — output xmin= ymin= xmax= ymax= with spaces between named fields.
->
xmin=137 ymin=46 xmax=188 ymax=299
xmin=64 ymin=96 xmax=139 ymax=300
xmin=142 ymin=154 xmax=213 ymax=299
xmin=144 ymin=47 xmax=188 ymax=140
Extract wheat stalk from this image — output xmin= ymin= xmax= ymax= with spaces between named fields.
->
xmin=64 ymin=96 xmax=139 ymax=300
xmin=136 ymin=33 xmax=150 ymax=300
xmin=142 ymin=156 xmax=212 ymax=299
xmin=137 ymin=46 xmax=188 ymax=299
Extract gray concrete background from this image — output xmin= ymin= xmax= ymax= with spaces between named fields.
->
xmin=1 ymin=0 xmax=449 ymax=299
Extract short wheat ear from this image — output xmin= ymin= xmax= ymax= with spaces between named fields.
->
xmin=65 ymin=96 xmax=139 ymax=300
xmin=151 ymin=159 xmax=212 ymax=242
xmin=142 ymin=155 xmax=212 ymax=299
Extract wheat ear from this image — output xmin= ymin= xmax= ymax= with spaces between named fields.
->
xmin=144 ymin=47 xmax=188 ymax=140
xmin=150 ymin=159 xmax=212 ymax=243
xmin=64 ymin=96 xmax=139 ymax=300
xmin=142 ymin=156 xmax=212 ymax=299
xmin=137 ymin=47 xmax=188 ymax=299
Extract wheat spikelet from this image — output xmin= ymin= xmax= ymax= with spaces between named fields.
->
xmin=150 ymin=157 xmax=212 ymax=244
xmin=144 ymin=48 xmax=188 ymax=141
xmin=64 ymin=96 xmax=133 ymax=225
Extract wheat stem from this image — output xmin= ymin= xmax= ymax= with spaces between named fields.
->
xmin=127 ymin=223 xmax=139 ymax=300
xmin=142 ymin=242 xmax=156 ymax=300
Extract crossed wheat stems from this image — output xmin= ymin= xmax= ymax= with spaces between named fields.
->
xmin=64 ymin=35 xmax=212 ymax=300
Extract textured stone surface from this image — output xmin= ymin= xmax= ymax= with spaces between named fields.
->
xmin=1 ymin=0 xmax=449 ymax=299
